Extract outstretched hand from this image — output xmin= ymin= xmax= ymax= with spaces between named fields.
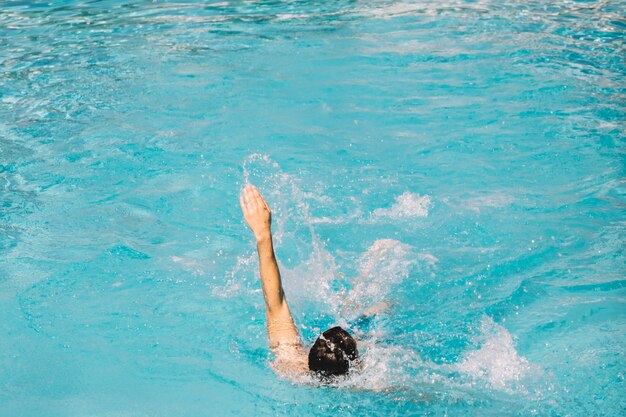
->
xmin=240 ymin=185 xmax=272 ymax=242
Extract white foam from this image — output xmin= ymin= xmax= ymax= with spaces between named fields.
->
xmin=281 ymin=244 xmax=343 ymax=312
xmin=277 ymin=334 xmax=427 ymax=393
xmin=365 ymin=2 xmax=429 ymax=19
xmin=364 ymin=0 xmax=493 ymax=19
xmin=373 ymin=192 xmax=432 ymax=219
xmin=170 ymin=255 xmax=205 ymax=276
xmin=342 ymin=239 xmax=413 ymax=313
xmin=336 ymin=342 xmax=422 ymax=392
xmin=457 ymin=316 xmax=531 ymax=390
xmin=462 ymin=191 xmax=514 ymax=213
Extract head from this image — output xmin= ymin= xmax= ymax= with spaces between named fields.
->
xmin=308 ymin=326 xmax=359 ymax=377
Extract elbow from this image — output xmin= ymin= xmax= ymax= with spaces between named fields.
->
xmin=266 ymin=296 xmax=290 ymax=318
xmin=265 ymin=289 xmax=287 ymax=314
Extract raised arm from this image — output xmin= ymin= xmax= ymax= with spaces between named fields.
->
xmin=240 ymin=185 xmax=301 ymax=348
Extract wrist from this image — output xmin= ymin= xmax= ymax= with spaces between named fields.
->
xmin=255 ymin=231 xmax=272 ymax=244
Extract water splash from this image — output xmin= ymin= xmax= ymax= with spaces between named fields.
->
xmin=456 ymin=316 xmax=533 ymax=391
xmin=372 ymin=192 xmax=432 ymax=220
xmin=342 ymin=239 xmax=436 ymax=321
xmin=235 ymin=156 xmax=539 ymax=400
xmin=234 ymin=154 xmax=342 ymax=311
xmin=211 ymin=252 xmax=257 ymax=298
xmin=241 ymin=153 xmax=318 ymax=248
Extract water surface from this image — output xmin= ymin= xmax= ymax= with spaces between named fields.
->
xmin=1 ymin=1 xmax=624 ymax=416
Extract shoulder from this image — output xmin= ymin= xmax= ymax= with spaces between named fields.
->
xmin=271 ymin=342 xmax=310 ymax=377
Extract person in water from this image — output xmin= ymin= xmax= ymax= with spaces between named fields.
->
xmin=240 ymin=185 xmax=359 ymax=378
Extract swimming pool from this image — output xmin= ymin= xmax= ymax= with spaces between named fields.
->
xmin=1 ymin=0 xmax=624 ymax=415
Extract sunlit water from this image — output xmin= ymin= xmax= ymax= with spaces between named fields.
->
xmin=1 ymin=1 xmax=624 ymax=416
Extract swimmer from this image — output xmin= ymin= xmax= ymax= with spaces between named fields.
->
xmin=240 ymin=185 xmax=359 ymax=378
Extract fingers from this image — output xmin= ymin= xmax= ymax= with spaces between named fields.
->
xmin=241 ymin=184 xmax=270 ymax=213
xmin=245 ymin=185 xmax=259 ymax=211
xmin=239 ymin=194 xmax=248 ymax=215
xmin=251 ymin=185 xmax=268 ymax=210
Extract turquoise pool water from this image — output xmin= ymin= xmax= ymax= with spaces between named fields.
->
xmin=1 ymin=0 xmax=624 ymax=415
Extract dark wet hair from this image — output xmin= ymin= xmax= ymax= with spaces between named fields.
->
xmin=308 ymin=326 xmax=358 ymax=376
